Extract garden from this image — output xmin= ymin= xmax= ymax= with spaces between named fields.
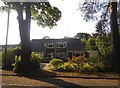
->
xmin=2 ymin=46 xmax=112 ymax=74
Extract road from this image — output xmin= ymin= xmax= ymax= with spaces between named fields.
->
xmin=1 ymin=75 xmax=119 ymax=88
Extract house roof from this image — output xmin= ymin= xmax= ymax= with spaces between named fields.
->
xmin=31 ymin=39 xmax=85 ymax=52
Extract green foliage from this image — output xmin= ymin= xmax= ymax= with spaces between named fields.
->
xmin=30 ymin=52 xmax=40 ymax=71
xmin=85 ymin=57 xmax=104 ymax=71
xmin=12 ymin=56 xmax=22 ymax=73
xmin=80 ymin=63 xmax=95 ymax=72
xmin=48 ymin=56 xmax=107 ymax=72
xmin=2 ymin=47 xmax=21 ymax=69
xmin=61 ymin=62 xmax=78 ymax=71
xmin=12 ymin=52 xmax=40 ymax=73
xmin=96 ymin=37 xmax=112 ymax=57
xmin=32 ymin=5 xmax=61 ymax=29
xmin=49 ymin=58 xmax=64 ymax=69
xmin=86 ymin=34 xmax=112 ymax=70
xmin=86 ymin=37 xmax=98 ymax=50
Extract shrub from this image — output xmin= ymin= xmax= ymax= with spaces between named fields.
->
xmin=80 ymin=63 xmax=95 ymax=72
xmin=12 ymin=52 xmax=40 ymax=73
xmin=71 ymin=56 xmax=87 ymax=64
xmin=49 ymin=58 xmax=64 ymax=69
xmin=61 ymin=62 xmax=78 ymax=71
xmin=86 ymin=57 xmax=104 ymax=71
xmin=30 ymin=52 xmax=40 ymax=71
xmin=2 ymin=47 xmax=21 ymax=69
xmin=12 ymin=56 xmax=22 ymax=73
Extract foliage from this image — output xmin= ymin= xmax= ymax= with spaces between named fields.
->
xmin=86 ymin=37 xmax=98 ymax=50
xmin=31 ymin=4 xmax=61 ymax=28
xmin=79 ymin=1 xmax=120 ymax=72
xmin=71 ymin=56 xmax=86 ymax=64
xmin=2 ymin=47 xmax=21 ymax=69
xmin=80 ymin=63 xmax=95 ymax=72
xmin=30 ymin=52 xmax=40 ymax=71
xmin=74 ymin=33 xmax=91 ymax=40
xmin=49 ymin=58 xmax=64 ymax=69
xmin=1 ymin=2 xmax=62 ymax=29
xmin=74 ymin=33 xmax=91 ymax=49
xmin=86 ymin=33 xmax=112 ymax=69
xmin=95 ymin=36 xmax=112 ymax=57
xmin=12 ymin=56 xmax=22 ymax=73
xmin=85 ymin=57 xmax=104 ymax=71
xmin=60 ymin=62 xmax=78 ymax=71
xmin=1 ymin=2 xmax=61 ymax=72
xmin=48 ymin=56 xmax=108 ymax=72
xmin=12 ymin=52 xmax=40 ymax=73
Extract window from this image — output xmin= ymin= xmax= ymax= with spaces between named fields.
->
xmin=56 ymin=42 xmax=67 ymax=48
xmin=45 ymin=43 xmax=53 ymax=48
xmin=56 ymin=52 xmax=66 ymax=58
xmin=47 ymin=53 xmax=54 ymax=58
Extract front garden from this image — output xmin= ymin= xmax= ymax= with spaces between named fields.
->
xmin=46 ymin=56 xmax=106 ymax=73
xmin=2 ymin=47 xmax=114 ymax=73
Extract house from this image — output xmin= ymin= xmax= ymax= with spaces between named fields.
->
xmin=1 ymin=44 xmax=19 ymax=52
xmin=31 ymin=39 xmax=86 ymax=61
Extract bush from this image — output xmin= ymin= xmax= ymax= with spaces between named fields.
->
xmin=12 ymin=56 xmax=22 ymax=73
xmin=85 ymin=57 xmax=104 ymax=72
xmin=30 ymin=52 xmax=40 ymax=71
xmin=80 ymin=63 xmax=95 ymax=72
xmin=71 ymin=56 xmax=87 ymax=64
xmin=12 ymin=52 xmax=40 ymax=73
xmin=61 ymin=62 xmax=78 ymax=71
xmin=2 ymin=47 xmax=21 ymax=69
xmin=49 ymin=58 xmax=64 ymax=69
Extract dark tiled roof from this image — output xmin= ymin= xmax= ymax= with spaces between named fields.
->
xmin=31 ymin=39 xmax=85 ymax=52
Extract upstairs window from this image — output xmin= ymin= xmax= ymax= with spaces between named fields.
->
xmin=56 ymin=42 xmax=67 ymax=48
xmin=45 ymin=43 xmax=53 ymax=48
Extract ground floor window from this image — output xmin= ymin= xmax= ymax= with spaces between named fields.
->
xmin=46 ymin=53 xmax=54 ymax=59
xmin=56 ymin=52 xmax=66 ymax=58
xmin=68 ymin=51 xmax=84 ymax=58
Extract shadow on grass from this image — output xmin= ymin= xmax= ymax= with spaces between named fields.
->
xmin=25 ymin=76 xmax=88 ymax=88
xmin=17 ymin=70 xmax=88 ymax=88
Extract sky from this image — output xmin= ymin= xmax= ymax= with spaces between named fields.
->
xmin=0 ymin=0 xmax=97 ymax=45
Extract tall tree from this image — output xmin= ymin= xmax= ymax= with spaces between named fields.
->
xmin=110 ymin=1 xmax=120 ymax=72
xmin=79 ymin=1 xmax=120 ymax=72
xmin=1 ymin=2 xmax=61 ymax=72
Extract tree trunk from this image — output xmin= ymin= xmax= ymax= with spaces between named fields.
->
xmin=110 ymin=1 xmax=120 ymax=72
xmin=16 ymin=2 xmax=31 ymax=72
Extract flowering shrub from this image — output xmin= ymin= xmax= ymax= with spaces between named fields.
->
xmin=48 ymin=56 xmax=104 ymax=72
xmin=71 ymin=56 xmax=87 ymax=65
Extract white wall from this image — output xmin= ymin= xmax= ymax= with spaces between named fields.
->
xmin=88 ymin=51 xmax=99 ymax=57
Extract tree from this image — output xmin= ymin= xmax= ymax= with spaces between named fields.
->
xmin=43 ymin=36 xmax=50 ymax=39
xmin=1 ymin=2 xmax=61 ymax=72
xmin=74 ymin=32 xmax=91 ymax=49
xmin=110 ymin=1 xmax=120 ymax=72
xmin=86 ymin=37 xmax=98 ymax=51
xmin=74 ymin=32 xmax=91 ymax=40
xmin=79 ymin=1 xmax=120 ymax=72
